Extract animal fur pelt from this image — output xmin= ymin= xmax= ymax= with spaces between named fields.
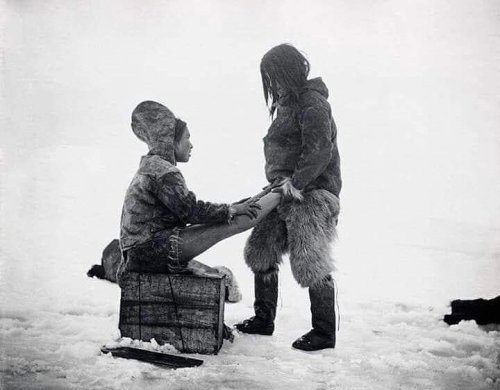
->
xmin=245 ymin=189 xmax=340 ymax=288
xmin=87 ymin=239 xmax=121 ymax=283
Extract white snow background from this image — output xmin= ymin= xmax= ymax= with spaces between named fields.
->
xmin=1 ymin=1 xmax=500 ymax=389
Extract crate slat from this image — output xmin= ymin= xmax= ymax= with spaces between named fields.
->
xmin=120 ymin=302 xmax=219 ymax=328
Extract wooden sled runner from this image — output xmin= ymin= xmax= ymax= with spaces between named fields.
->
xmin=101 ymin=346 xmax=203 ymax=368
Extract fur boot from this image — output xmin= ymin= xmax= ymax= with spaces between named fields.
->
xmin=235 ymin=268 xmax=278 ymax=335
xmin=293 ymin=274 xmax=336 ymax=351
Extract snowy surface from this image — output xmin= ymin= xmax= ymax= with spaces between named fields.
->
xmin=1 ymin=250 xmax=499 ymax=390
xmin=2 ymin=0 xmax=500 ymax=389
xmin=0 ymin=145 xmax=499 ymax=389
xmin=1 ymin=268 xmax=499 ymax=390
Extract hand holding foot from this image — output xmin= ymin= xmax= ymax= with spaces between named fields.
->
xmin=230 ymin=199 xmax=262 ymax=219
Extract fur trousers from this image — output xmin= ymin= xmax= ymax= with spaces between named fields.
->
xmin=245 ymin=189 xmax=340 ymax=288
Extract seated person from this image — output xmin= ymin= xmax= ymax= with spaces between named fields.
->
xmin=116 ymin=101 xmax=282 ymax=285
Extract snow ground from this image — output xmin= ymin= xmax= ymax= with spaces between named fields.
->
xmin=1 ymin=147 xmax=499 ymax=390
xmin=1 ymin=270 xmax=499 ymax=390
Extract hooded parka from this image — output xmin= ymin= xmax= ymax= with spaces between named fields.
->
xmin=245 ymin=78 xmax=341 ymax=288
xmin=117 ymin=101 xmax=230 ymax=283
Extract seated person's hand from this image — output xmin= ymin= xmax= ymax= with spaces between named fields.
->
xmin=230 ymin=199 xmax=262 ymax=219
xmin=233 ymin=197 xmax=251 ymax=205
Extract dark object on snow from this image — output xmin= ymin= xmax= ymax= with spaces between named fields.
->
xmin=119 ymin=270 xmax=227 ymax=354
xmin=444 ymin=295 xmax=500 ymax=325
xmin=87 ymin=239 xmax=121 ymax=283
xmin=87 ymin=264 xmax=105 ymax=279
xmin=100 ymin=346 xmax=203 ymax=368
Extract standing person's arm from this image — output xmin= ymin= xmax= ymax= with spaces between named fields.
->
xmin=291 ymin=105 xmax=334 ymax=191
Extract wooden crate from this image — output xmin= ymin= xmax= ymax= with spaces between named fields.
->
xmin=119 ymin=271 xmax=226 ymax=354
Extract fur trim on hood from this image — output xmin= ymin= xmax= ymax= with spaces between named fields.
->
xmin=131 ymin=101 xmax=177 ymax=163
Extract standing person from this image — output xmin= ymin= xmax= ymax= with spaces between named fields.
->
xmin=235 ymin=44 xmax=342 ymax=351
xmin=116 ymin=100 xmax=282 ymax=285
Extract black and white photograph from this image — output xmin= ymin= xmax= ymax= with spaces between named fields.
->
xmin=1 ymin=1 xmax=499 ymax=389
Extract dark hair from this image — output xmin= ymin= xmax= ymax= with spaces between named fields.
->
xmin=260 ymin=44 xmax=310 ymax=117
xmin=174 ymin=119 xmax=187 ymax=143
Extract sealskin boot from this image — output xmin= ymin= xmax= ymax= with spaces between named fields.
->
xmin=235 ymin=268 xmax=278 ymax=335
xmin=293 ymin=275 xmax=336 ymax=351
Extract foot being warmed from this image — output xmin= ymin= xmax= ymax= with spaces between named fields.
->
xmin=213 ymin=265 xmax=242 ymax=303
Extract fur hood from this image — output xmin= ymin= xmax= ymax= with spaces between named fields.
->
xmin=301 ymin=77 xmax=329 ymax=99
xmin=131 ymin=101 xmax=177 ymax=163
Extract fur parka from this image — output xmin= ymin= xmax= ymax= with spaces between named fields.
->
xmin=120 ymin=101 xmax=230 ymax=252
xmin=246 ymin=78 xmax=341 ymax=287
xmin=263 ymin=78 xmax=341 ymax=196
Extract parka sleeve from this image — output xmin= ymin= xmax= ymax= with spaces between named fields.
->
xmin=154 ymin=172 xmax=231 ymax=225
xmin=291 ymin=105 xmax=334 ymax=190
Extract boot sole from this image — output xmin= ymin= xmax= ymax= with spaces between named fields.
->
xmin=236 ymin=324 xmax=274 ymax=336
xmin=292 ymin=343 xmax=335 ymax=351
xmin=235 ymin=327 xmax=274 ymax=336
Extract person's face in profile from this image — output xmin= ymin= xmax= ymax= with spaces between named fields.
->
xmin=174 ymin=127 xmax=193 ymax=163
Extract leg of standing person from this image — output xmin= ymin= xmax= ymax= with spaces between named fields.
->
xmin=234 ymin=209 xmax=288 ymax=335
xmin=284 ymin=190 xmax=340 ymax=350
